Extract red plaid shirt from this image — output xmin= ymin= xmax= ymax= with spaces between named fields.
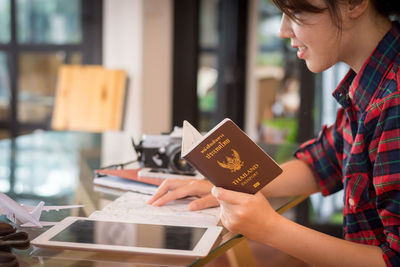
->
xmin=295 ymin=21 xmax=400 ymax=266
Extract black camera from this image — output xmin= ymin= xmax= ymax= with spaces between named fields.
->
xmin=132 ymin=128 xmax=196 ymax=175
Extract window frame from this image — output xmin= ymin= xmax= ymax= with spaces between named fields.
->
xmin=172 ymin=0 xmax=248 ymax=131
xmin=0 ymin=0 xmax=102 ymax=138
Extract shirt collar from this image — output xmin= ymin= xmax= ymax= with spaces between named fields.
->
xmin=333 ymin=21 xmax=400 ymax=111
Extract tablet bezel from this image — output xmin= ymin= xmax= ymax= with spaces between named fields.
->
xmin=31 ymin=217 xmax=223 ymax=258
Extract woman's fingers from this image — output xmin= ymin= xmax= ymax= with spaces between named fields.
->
xmin=147 ymin=179 xmax=188 ymax=205
xmin=189 ymin=193 xmax=219 ymax=210
xmin=212 ymin=188 xmax=275 ymax=236
xmin=151 ymin=182 xmax=196 ymax=206
xmin=148 ymin=179 xmax=214 ymax=207
xmin=211 ymin=186 xmax=250 ymax=205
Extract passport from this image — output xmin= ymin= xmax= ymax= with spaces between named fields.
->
xmin=181 ymin=118 xmax=282 ymax=194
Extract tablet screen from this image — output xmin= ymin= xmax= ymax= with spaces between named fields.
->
xmin=49 ymin=219 xmax=207 ymax=251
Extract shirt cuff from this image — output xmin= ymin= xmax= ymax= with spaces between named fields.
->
xmin=294 ymin=126 xmax=343 ymax=196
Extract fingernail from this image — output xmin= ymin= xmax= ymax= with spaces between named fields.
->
xmin=211 ymin=186 xmax=217 ymax=197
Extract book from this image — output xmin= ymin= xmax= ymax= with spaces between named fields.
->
xmin=137 ymin=168 xmax=204 ymax=180
xmin=94 ymin=169 xmax=164 ymax=186
xmin=93 ymin=175 xmax=158 ymax=195
xmin=181 ymin=118 xmax=282 ymax=194
xmin=94 ymin=168 xmax=202 ymax=186
xmin=93 ymin=168 xmax=202 ymax=195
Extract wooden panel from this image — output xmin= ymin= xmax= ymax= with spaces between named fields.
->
xmin=52 ymin=65 xmax=127 ymax=132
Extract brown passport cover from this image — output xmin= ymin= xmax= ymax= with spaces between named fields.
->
xmin=183 ymin=119 xmax=282 ymax=194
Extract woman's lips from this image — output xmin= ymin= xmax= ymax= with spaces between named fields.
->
xmin=296 ymin=46 xmax=306 ymax=59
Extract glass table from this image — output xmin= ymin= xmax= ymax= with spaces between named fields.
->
xmin=0 ymin=130 xmax=307 ymax=266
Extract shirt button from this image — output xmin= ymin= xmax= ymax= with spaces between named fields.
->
xmin=349 ymin=198 xmax=355 ymax=207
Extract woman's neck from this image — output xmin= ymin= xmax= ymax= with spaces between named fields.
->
xmin=342 ymin=11 xmax=392 ymax=73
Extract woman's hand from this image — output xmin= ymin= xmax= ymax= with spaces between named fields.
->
xmin=147 ymin=179 xmax=219 ymax=210
xmin=211 ymin=186 xmax=278 ymax=243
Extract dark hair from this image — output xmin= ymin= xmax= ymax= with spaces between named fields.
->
xmin=370 ymin=0 xmax=400 ymax=18
xmin=271 ymin=0 xmax=341 ymax=27
xmin=272 ymin=0 xmax=400 ymax=28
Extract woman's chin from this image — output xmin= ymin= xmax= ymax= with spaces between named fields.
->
xmin=305 ymin=60 xmax=332 ymax=73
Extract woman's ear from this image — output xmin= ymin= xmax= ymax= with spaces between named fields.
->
xmin=347 ymin=0 xmax=369 ymax=18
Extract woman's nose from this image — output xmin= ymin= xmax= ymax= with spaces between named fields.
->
xmin=279 ymin=13 xmax=294 ymax=39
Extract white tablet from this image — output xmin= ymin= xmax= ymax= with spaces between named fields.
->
xmin=31 ymin=217 xmax=223 ymax=258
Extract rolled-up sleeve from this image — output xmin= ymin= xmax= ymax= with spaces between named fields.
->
xmin=294 ymin=109 xmax=345 ymax=196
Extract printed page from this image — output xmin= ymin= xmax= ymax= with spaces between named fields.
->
xmin=89 ymin=191 xmax=220 ymax=227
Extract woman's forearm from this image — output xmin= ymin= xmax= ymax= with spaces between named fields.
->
xmin=212 ymin=186 xmax=386 ymax=267
xmin=261 ymin=214 xmax=385 ymax=267
xmin=261 ymin=159 xmax=320 ymax=198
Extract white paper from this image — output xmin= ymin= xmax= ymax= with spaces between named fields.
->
xmin=89 ymin=191 xmax=220 ymax=227
xmin=181 ymin=118 xmax=231 ymax=157
xmin=181 ymin=120 xmax=203 ymax=156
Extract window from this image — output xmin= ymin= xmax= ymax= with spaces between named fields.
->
xmin=306 ymin=63 xmax=348 ymax=231
xmin=197 ymin=0 xmax=219 ymax=131
xmin=256 ymin=0 xmax=300 ymax=144
xmin=173 ymin=0 xmax=248 ymax=132
xmin=0 ymin=0 xmax=102 ymax=138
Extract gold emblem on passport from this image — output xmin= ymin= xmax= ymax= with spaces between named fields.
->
xmin=217 ymin=149 xmax=244 ymax=172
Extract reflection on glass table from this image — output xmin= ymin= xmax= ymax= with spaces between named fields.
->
xmin=0 ymin=130 xmax=307 ymax=266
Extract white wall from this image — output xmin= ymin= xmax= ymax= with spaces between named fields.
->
xmin=101 ymin=0 xmax=173 ymax=165
xmin=141 ymin=0 xmax=173 ymax=135
xmin=103 ymin=0 xmax=173 ymax=140
xmin=244 ymin=0 xmax=259 ymax=140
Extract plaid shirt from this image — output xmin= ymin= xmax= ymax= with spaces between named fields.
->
xmin=294 ymin=21 xmax=400 ymax=266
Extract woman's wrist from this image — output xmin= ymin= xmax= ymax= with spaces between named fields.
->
xmin=254 ymin=209 xmax=284 ymax=245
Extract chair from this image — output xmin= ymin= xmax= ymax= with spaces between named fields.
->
xmin=52 ymin=65 xmax=127 ymax=132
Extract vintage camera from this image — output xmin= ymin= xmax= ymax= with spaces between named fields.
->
xmin=133 ymin=127 xmax=196 ymax=175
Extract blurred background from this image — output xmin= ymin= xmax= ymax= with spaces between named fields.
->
xmin=0 ymin=0 xmax=348 ymax=247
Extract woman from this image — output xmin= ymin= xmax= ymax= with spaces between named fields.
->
xmin=148 ymin=0 xmax=400 ymax=266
